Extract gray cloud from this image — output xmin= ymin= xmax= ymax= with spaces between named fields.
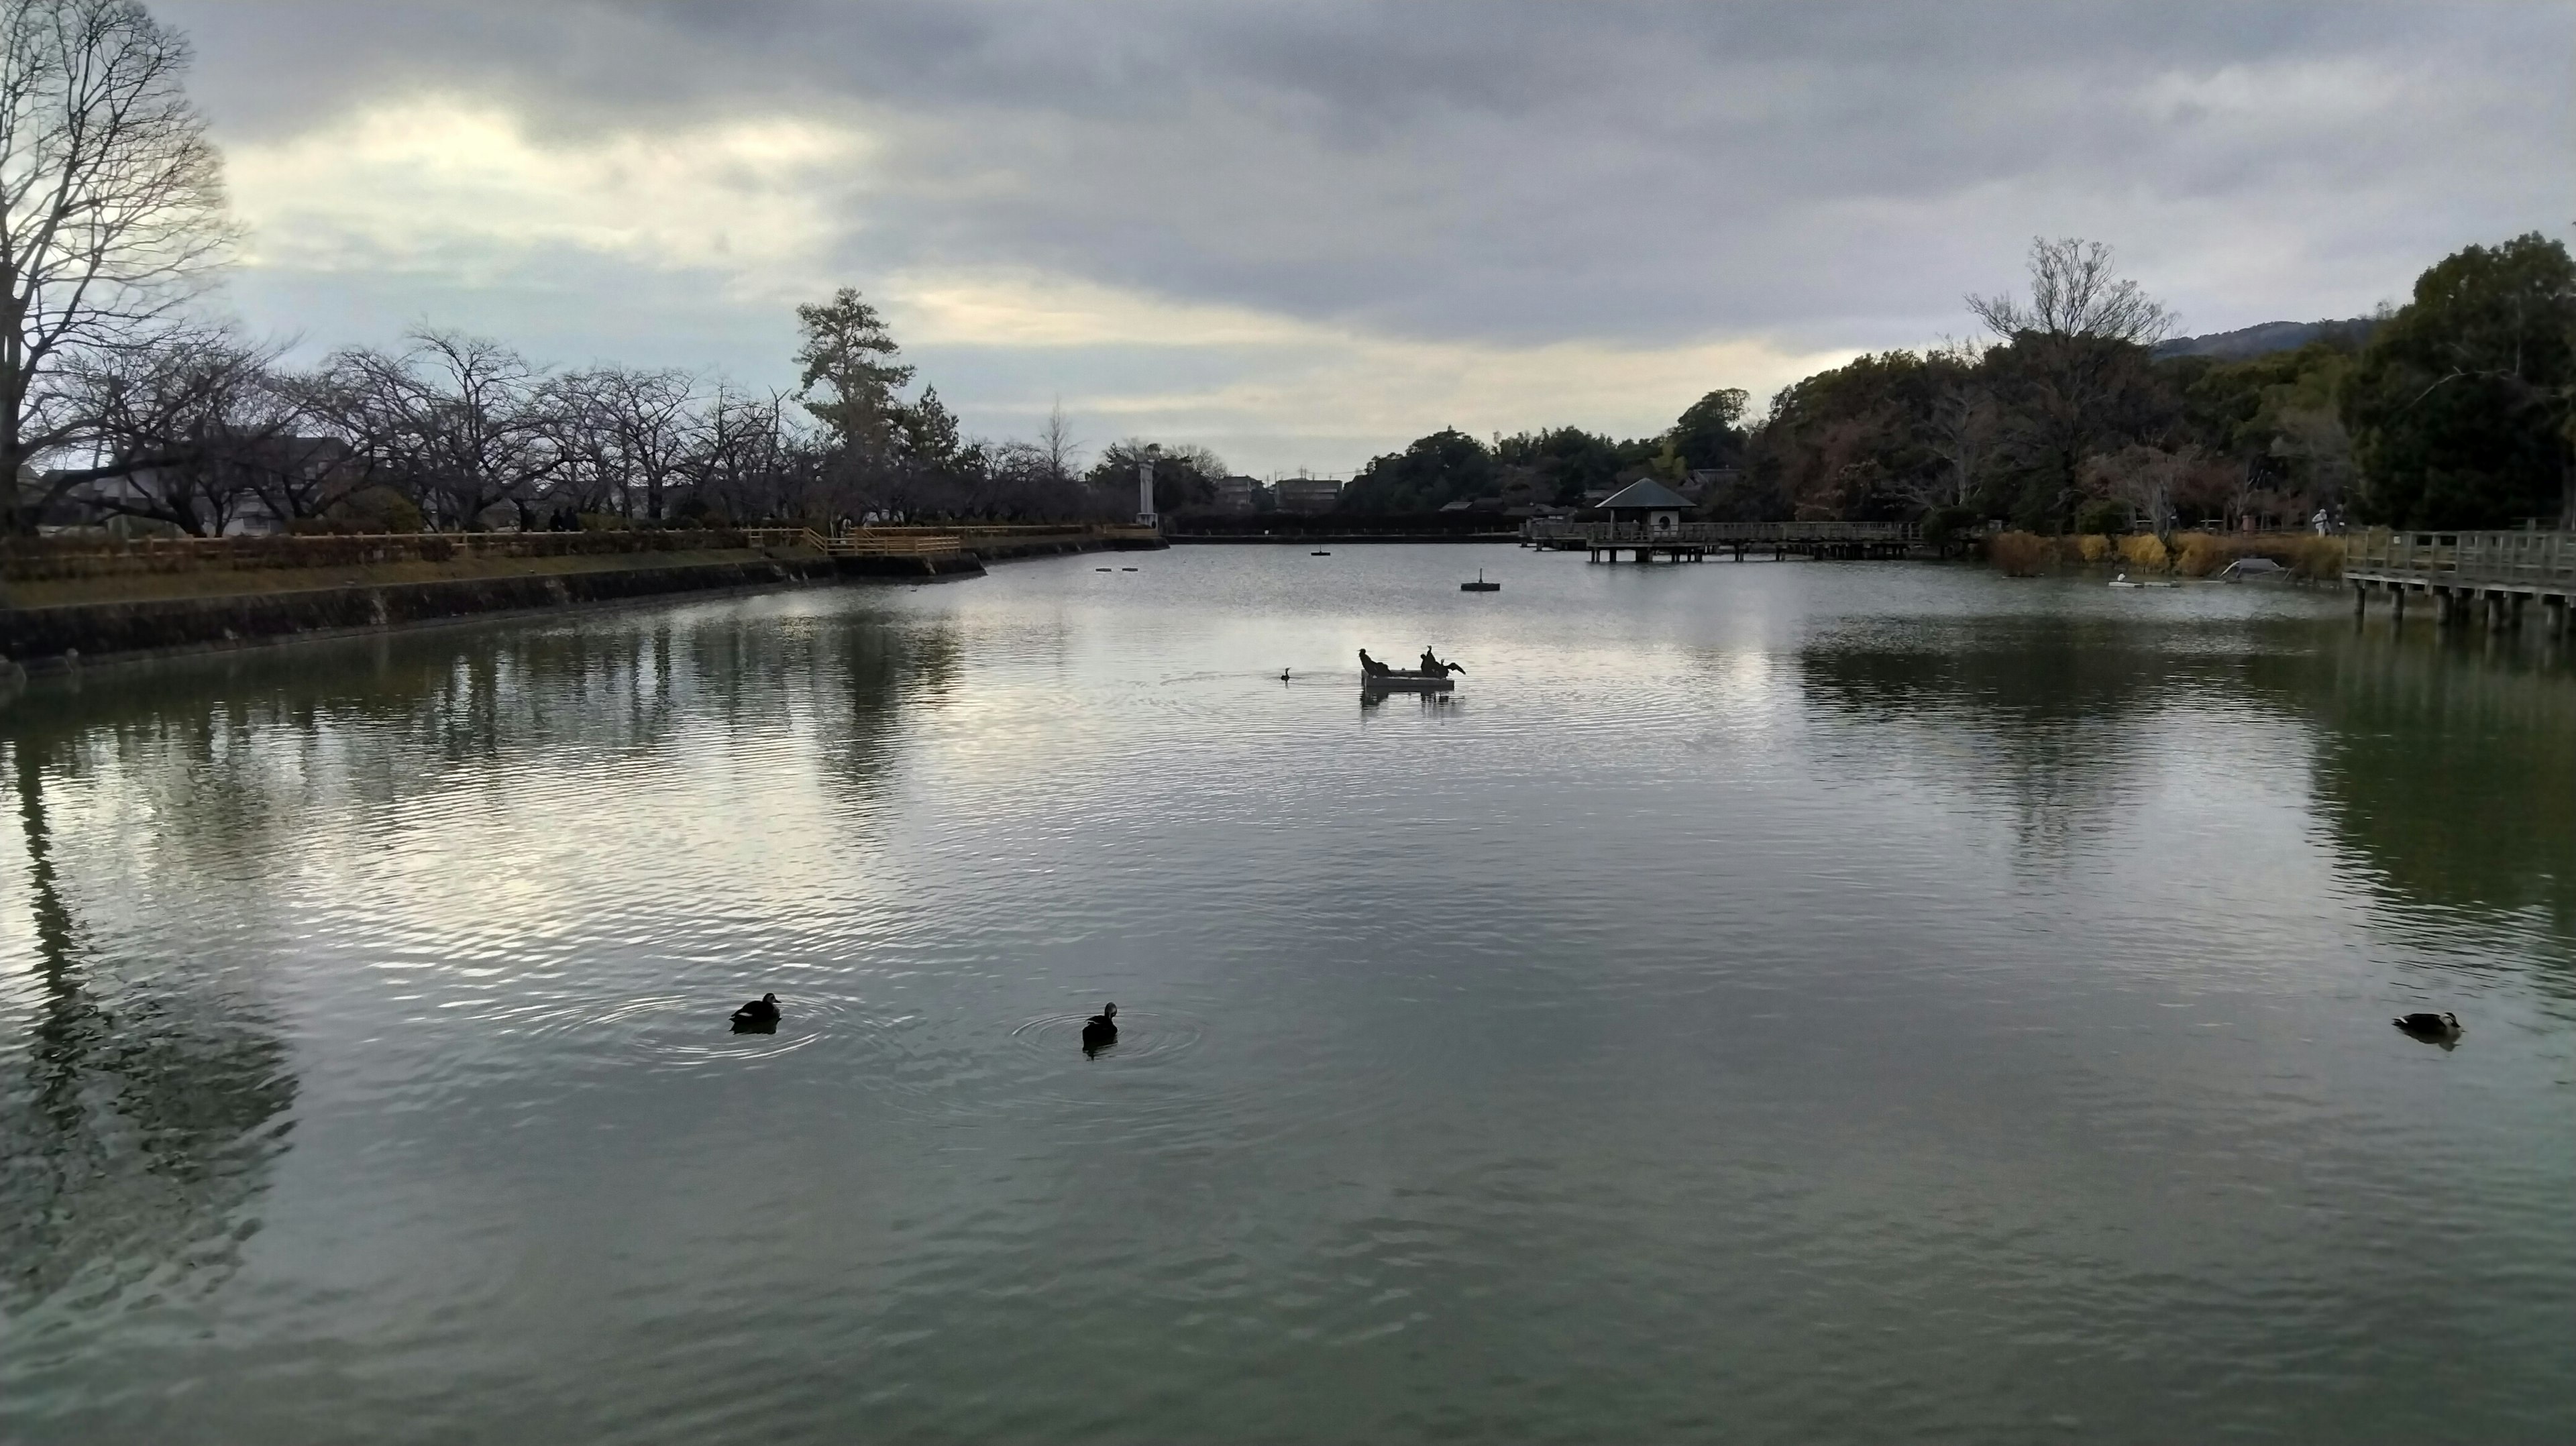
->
xmin=155 ymin=1 xmax=2576 ymax=469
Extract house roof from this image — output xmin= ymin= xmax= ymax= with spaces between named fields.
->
xmin=1597 ymin=479 xmax=1693 ymax=511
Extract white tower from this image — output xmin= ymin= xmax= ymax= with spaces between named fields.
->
xmin=1136 ymin=457 xmax=1157 ymax=526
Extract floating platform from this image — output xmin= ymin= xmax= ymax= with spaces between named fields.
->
xmin=1361 ymin=669 xmax=1455 ymax=692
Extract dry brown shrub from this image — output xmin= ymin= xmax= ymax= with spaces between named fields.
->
xmin=2174 ymin=532 xmax=2227 ymax=577
xmin=2118 ymin=533 xmax=2170 ymax=573
xmin=1988 ymin=531 xmax=2047 ymax=577
xmin=2288 ymin=536 xmax=2344 ymax=579
xmin=2078 ymin=534 xmax=2111 ymax=563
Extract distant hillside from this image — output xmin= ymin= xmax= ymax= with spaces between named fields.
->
xmin=2153 ymin=318 xmax=2376 ymax=361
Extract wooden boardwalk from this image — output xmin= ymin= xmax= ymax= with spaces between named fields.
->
xmin=2345 ymin=529 xmax=2576 ymax=632
xmin=1524 ymin=520 xmax=1924 ymax=563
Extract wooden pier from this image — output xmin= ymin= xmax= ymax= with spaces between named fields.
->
xmin=1523 ymin=520 xmax=1925 ymax=563
xmin=2345 ymin=529 xmax=2576 ymax=633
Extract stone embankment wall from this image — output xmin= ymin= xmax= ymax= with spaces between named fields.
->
xmin=0 ymin=527 xmax=1163 ymax=675
xmin=0 ymin=555 xmax=941 ymax=675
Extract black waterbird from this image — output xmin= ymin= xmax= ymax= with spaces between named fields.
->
xmin=731 ymin=992 xmax=781 ymax=1027
xmin=2392 ymin=1010 xmax=2461 ymax=1042
xmin=1081 ymin=1002 xmax=1118 ymax=1054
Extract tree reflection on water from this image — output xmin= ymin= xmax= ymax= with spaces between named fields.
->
xmin=1798 ymin=612 xmax=2576 ymax=995
xmin=1793 ymin=615 xmax=2209 ymax=867
xmin=0 ymin=740 xmax=295 ymax=1311
xmin=2275 ymin=632 xmax=2576 ymax=962
xmin=0 ymin=596 xmax=965 ymax=1315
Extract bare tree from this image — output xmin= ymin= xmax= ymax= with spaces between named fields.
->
xmin=1968 ymin=237 xmax=2175 ymax=345
xmin=1 ymin=0 xmax=235 ymax=529
xmin=2080 ymin=444 xmax=2196 ymax=537
xmin=54 ymin=328 xmax=299 ymax=534
xmin=1968 ymin=240 xmax=2176 ymax=527
xmin=553 ymin=364 xmax=696 ymax=520
xmin=686 ymin=382 xmax=807 ymax=522
xmin=324 ymin=330 xmax=561 ymax=529
xmin=1037 ymin=398 xmax=1081 ymax=486
xmin=1899 ymin=341 xmax=1994 ymax=516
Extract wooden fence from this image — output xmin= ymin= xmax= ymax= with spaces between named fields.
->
xmin=1524 ymin=520 xmax=1924 ymax=545
xmin=2344 ymin=529 xmax=2576 ymax=593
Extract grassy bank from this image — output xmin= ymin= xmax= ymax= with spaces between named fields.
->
xmin=1984 ymin=531 xmax=2344 ymax=580
xmin=0 ymin=545 xmax=825 ymax=610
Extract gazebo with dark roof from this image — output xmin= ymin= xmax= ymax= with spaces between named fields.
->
xmin=1597 ymin=479 xmax=1694 ymax=537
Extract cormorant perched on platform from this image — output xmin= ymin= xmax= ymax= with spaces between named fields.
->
xmin=2393 ymin=1010 xmax=2461 ymax=1041
xmin=731 ymin=992 xmax=781 ymax=1027
xmin=1081 ymin=1003 xmax=1118 ymax=1054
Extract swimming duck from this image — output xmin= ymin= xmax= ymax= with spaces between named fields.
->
xmin=2392 ymin=1010 xmax=2461 ymax=1040
xmin=1081 ymin=1002 xmax=1118 ymax=1052
xmin=732 ymin=992 xmax=781 ymax=1025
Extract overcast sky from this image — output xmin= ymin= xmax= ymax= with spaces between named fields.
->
xmin=156 ymin=1 xmax=2572 ymax=478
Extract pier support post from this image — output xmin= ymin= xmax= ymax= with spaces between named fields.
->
xmin=2548 ymin=596 xmax=2569 ymax=638
xmin=2392 ymin=586 xmax=2406 ymax=621
xmin=2510 ymin=594 xmax=2528 ymax=630
xmin=2353 ymin=582 xmax=2368 ymax=618
xmin=2487 ymin=592 xmax=2509 ymax=632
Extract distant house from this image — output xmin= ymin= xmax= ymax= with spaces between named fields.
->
xmin=1597 ymin=478 xmax=1694 ymax=535
xmin=1210 ymin=474 xmax=1267 ymax=514
xmin=1274 ymin=476 xmax=1342 ymax=514
xmin=44 ymin=437 xmax=360 ymax=536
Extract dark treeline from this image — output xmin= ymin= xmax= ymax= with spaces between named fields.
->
xmin=1333 ymin=234 xmax=2576 ymax=535
xmin=22 ymin=293 xmax=1172 ymax=537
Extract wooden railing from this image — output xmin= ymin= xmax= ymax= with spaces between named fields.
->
xmin=1525 ymin=520 xmax=1924 ymax=544
xmin=837 ymin=533 xmax=963 ymax=557
xmin=740 ymin=526 xmax=960 ymax=557
xmin=743 ymin=524 xmax=1157 ymax=558
xmin=2345 ymin=529 xmax=2576 ymax=590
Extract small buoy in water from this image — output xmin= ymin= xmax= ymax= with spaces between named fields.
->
xmin=1121 ymin=567 xmax=1138 ymax=572
xmin=1311 ymin=550 xmax=1332 ymax=557
xmin=1280 ymin=669 xmax=1292 ymax=682
xmin=1095 ymin=567 xmax=1112 ymax=572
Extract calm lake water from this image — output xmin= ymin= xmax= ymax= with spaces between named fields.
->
xmin=3 ymin=545 xmax=2572 ymax=1443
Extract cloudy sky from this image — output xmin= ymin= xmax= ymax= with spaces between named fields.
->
xmin=158 ymin=1 xmax=2571 ymax=478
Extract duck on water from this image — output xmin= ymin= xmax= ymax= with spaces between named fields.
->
xmin=2393 ymin=1010 xmax=2462 ymax=1044
xmin=1082 ymin=1003 xmax=1118 ymax=1055
xmin=731 ymin=992 xmax=781 ymax=1032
